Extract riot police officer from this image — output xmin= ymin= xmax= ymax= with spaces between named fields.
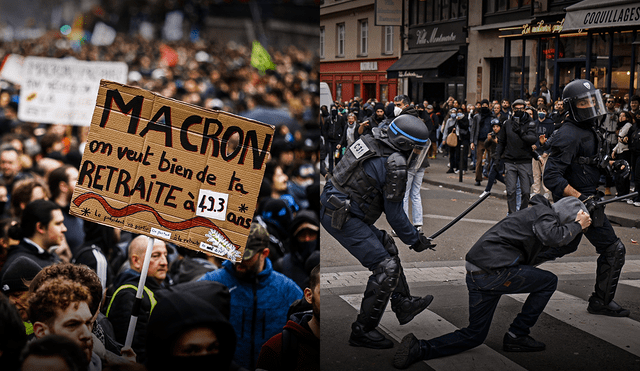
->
xmin=321 ymin=114 xmax=435 ymax=349
xmin=542 ymin=79 xmax=630 ymax=317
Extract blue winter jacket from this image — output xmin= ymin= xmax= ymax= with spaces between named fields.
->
xmin=198 ymin=258 xmax=303 ymax=369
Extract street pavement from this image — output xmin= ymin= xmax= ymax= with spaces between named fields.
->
xmin=320 ymin=155 xmax=640 ymax=370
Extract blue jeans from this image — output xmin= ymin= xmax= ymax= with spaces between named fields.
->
xmin=403 ymin=168 xmax=426 ymax=226
xmin=421 ymin=265 xmax=557 ymax=360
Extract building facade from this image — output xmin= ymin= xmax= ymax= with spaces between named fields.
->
xmin=467 ymin=0 xmax=640 ymax=105
xmin=320 ymin=0 xmax=402 ymax=104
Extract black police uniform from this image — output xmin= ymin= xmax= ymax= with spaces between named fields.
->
xmin=541 ymin=79 xmax=629 ymax=317
xmin=320 ymin=119 xmax=433 ymax=349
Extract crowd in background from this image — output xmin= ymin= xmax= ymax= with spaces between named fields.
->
xmin=320 ymin=87 xmax=640 ymax=210
xmin=0 ymin=5 xmax=321 ymax=371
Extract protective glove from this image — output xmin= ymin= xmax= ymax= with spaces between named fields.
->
xmin=612 ymin=159 xmax=630 ymax=180
xmin=409 ymin=234 xmax=436 ymax=252
xmin=579 ymin=194 xmax=597 ymax=215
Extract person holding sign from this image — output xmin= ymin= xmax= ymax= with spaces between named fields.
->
xmin=106 ymin=235 xmax=168 ymax=363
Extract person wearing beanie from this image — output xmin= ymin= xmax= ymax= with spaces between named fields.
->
xmin=1 ymin=256 xmax=41 ymax=339
xmin=0 ymin=200 xmax=63 ymax=282
xmin=276 ymin=209 xmax=320 ymax=289
xmin=395 ymin=195 xmax=591 ymax=368
xmin=199 ymin=222 xmax=303 ymax=370
xmin=359 ymin=102 xmax=389 ymax=136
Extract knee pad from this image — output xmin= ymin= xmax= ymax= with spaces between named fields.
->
xmin=595 ymin=239 xmax=626 ymax=303
xmin=358 ymin=256 xmax=402 ymax=329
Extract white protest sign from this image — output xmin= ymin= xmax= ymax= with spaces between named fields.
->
xmin=0 ymin=54 xmax=25 ymax=85
xmin=18 ymin=57 xmax=128 ymax=125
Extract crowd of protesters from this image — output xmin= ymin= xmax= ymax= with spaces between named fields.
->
xmin=0 ymin=10 xmax=321 ymax=371
xmin=321 ymin=89 xmax=640 ymax=213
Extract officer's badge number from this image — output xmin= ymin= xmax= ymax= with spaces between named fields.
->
xmin=350 ymin=138 xmax=370 ymax=159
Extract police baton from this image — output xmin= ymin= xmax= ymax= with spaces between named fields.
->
xmin=414 ymin=191 xmax=491 ymax=251
xmin=594 ymin=191 xmax=638 ymax=207
xmin=430 ymin=191 xmax=491 ymax=240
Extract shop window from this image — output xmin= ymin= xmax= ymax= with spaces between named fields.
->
xmin=509 ymin=40 xmax=530 ymax=100
xmin=558 ymin=35 xmax=587 ymax=59
xmin=354 ymin=84 xmax=361 ymax=99
xmin=540 ymin=37 xmax=557 ymax=100
xmin=610 ymin=31 xmax=633 ymax=98
xmin=336 ymin=23 xmax=345 ymax=57
xmin=336 ymin=83 xmax=343 ymax=103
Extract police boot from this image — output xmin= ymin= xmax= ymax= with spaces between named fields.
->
xmin=394 ymin=333 xmax=428 ymax=369
xmin=588 ymin=239 xmax=629 ymax=317
xmin=391 ymin=293 xmax=434 ymax=325
xmin=390 ymin=271 xmax=434 ymax=325
xmin=349 ymin=321 xmax=393 ymax=349
xmin=349 ymin=256 xmax=401 ymax=349
xmin=587 ymin=296 xmax=630 ymax=317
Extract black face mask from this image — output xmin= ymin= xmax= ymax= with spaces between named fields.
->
xmin=481 ymin=107 xmax=490 ymax=115
xmin=295 ymin=240 xmax=318 ymax=262
xmin=164 ymin=354 xmax=231 ymax=371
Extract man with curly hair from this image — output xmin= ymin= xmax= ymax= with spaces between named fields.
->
xmin=28 ymin=276 xmax=100 ymax=370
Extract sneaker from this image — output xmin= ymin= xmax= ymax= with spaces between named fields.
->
xmin=454 ymin=169 xmax=459 ymax=174
xmin=503 ymin=332 xmax=546 ymax=352
xmin=414 ymin=225 xmax=423 ymax=233
xmin=391 ymin=294 xmax=434 ymax=325
xmin=626 ymin=199 xmax=634 ymax=205
xmin=479 ymin=191 xmax=490 ymax=198
xmin=349 ymin=323 xmax=394 ymax=349
xmin=474 ymin=181 xmax=481 ymax=186
xmin=394 ymin=333 xmax=425 ymax=369
xmin=437 ymin=148 xmax=443 ymax=154
xmin=587 ymin=297 xmax=630 ymax=317
xmin=634 ymin=202 xmax=640 ymax=207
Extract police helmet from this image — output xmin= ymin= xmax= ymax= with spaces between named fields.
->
xmin=562 ymin=79 xmax=606 ymax=123
xmin=387 ymin=115 xmax=430 ymax=152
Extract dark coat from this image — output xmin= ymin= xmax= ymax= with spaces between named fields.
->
xmin=496 ymin=114 xmax=538 ymax=164
xmin=0 ymin=239 xmax=60 ymax=281
xmin=466 ymin=195 xmax=582 ymax=272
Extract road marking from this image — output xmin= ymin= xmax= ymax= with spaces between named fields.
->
xmin=340 ymin=294 xmax=527 ymax=371
xmin=621 ymin=279 xmax=640 ymax=289
xmin=507 ymin=290 xmax=640 ymax=357
xmin=423 ymin=214 xmax=499 ymax=224
xmin=322 ymin=260 xmax=640 ymax=289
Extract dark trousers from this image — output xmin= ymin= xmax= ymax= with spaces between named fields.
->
xmin=484 ymin=159 xmax=505 ymax=192
xmin=421 ymin=265 xmax=557 ymax=360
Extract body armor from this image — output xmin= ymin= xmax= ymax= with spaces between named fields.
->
xmin=331 ymin=133 xmax=406 ymax=224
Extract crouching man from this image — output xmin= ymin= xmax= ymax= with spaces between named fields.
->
xmin=394 ymin=195 xmax=591 ymax=369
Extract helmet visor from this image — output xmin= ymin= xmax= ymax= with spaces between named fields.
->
xmin=570 ymin=90 xmax=606 ymax=122
xmin=406 ymin=139 xmax=431 ymax=173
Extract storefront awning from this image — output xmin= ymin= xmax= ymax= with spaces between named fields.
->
xmin=563 ymin=0 xmax=640 ymax=32
xmin=386 ymin=50 xmax=457 ymax=79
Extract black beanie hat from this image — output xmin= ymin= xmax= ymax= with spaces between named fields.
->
xmin=1 ymin=257 xmax=42 ymax=294
xmin=374 ymin=102 xmax=385 ymax=111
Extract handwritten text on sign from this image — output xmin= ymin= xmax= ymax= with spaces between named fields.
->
xmin=70 ymin=80 xmax=274 ymax=262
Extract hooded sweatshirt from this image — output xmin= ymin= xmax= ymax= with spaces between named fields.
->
xmin=466 ymin=194 xmax=583 ymax=272
xmin=256 ymin=311 xmax=319 ymax=371
xmin=146 ymin=288 xmax=238 ymax=371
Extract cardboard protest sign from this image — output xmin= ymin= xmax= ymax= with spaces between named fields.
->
xmin=18 ymin=57 xmax=128 ymax=125
xmin=70 ymin=80 xmax=274 ymax=262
